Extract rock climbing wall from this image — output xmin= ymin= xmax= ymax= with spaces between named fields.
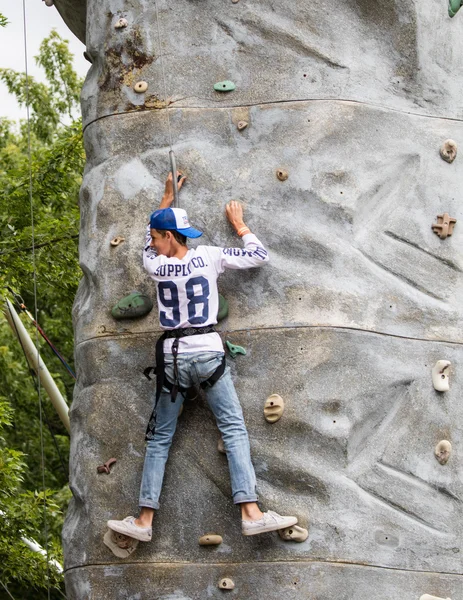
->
xmin=58 ymin=0 xmax=463 ymax=598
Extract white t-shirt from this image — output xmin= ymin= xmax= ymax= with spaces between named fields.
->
xmin=143 ymin=226 xmax=269 ymax=353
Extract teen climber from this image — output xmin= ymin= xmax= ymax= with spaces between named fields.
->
xmin=107 ymin=172 xmax=298 ymax=541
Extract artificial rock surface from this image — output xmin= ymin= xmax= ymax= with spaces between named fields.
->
xmin=60 ymin=0 xmax=463 ymax=598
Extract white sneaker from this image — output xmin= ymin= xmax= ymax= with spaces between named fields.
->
xmin=107 ymin=516 xmax=152 ymax=542
xmin=242 ymin=510 xmax=298 ymax=536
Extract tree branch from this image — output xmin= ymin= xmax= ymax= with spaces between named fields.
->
xmin=0 ymin=234 xmax=78 ymax=255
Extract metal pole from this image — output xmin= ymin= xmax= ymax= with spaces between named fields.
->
xmin=3 ymin=299 xmax=71 ymax=434
xmin=169 ymin=149 xmax=179 ymax=207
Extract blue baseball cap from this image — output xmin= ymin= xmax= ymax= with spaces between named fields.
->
xmin=150 ymin=208 xmax=202 ymax=238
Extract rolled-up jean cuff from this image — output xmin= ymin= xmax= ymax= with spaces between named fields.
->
xmin=233 ymin=494 xmax=258 ymax=505
xmin=139 ymin=499 xmax=160 ymax=510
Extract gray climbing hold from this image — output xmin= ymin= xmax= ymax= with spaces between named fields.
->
xmin=435 ymin=440 xmax=452 ymax=465
xmin=226 ymin=340 xmax=246 ymax=358
xmin=110 ymin=236 xmax=125 ymax=247
xmin=218 ymin=437 xmax=226 ymax=454
xmin=103 ymin=529 xmax=139 ymax=558
xmin=276 ymin=168 xmax=289 ymax=181
xmin=111 ymin=292 xmax=153 ymax=319
xmin=264 ymin=394 xmax=285 ymax=423
xmin=217 ymin=293 xmax=229 ymax=321
xmin=199 ymin=534 xmax=223 ymax=546
xmin=43 ymin=0 xmax=54 ymax=6
xmin=278 ymin=525 xmax=308 ymax=542
xmin=214 ymin=81 xmax=236 ymax=92
xmin=115 ymin=17 xmax=128 ymax=29
xmin=134 ymin=81 xmax=148 ymax=93
xmin=219 ymin=578 xmax=235 ymax=590
xmin=432 ymin=360 xmax=451 ymax=392
xmin=237 ymin=121 xmax=248 ymax=131
xmin=440 ymin=139 xmax=457 ymax=163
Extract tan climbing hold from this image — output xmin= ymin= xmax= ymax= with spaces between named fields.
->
xmin=278 ymin=525 xmax=308 ymax=542
xmin=420 ymin=595 xmax=452 ymax=600
xmin=435 ymin=440 xmax=452 ymax=465
xmin=115 ymin=17 xmax=128 ymax=29
xmin=218 ymin=437 xmax=226 ymax=454
xmin=199 ymin=534 xmax=223 ymax=546
xmin=43 ymin=0 xmax=54 ymax=6
xmin=134 ymin=81 xmax=148 ymax=93
xmin=237 ymin=121 xmax=248 ymax=131
xmin=276 ymin=168 xmax=288 ymax=181
xmin=432 ymin=360 xmax=451 ymax=392
xmin=232 ymin=0 xmax=240 ymax=3
xmin=110 ymin=236 xmax=125 ymax=247
xmin=219 ymin=578 xmax=235 ymax=590
xmin=439 ymin=139 xmax=457 ymax=164
xmin=432 ymin=214 xmax=457 ymax=240
xmin=103 ymin=529 xmax=138 ymax=558
xmin=264 ymin=394 xmax=285 ymax=423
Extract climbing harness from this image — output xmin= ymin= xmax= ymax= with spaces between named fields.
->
xmin=144 ymin=326 xmax=226 ymax=440
xmin=155 ymin=326 xmax=225 ymax=403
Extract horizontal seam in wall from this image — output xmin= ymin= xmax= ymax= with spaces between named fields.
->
xmin=82 ymin=96 xmax=463 ymax=134
xmin=75 ymin=323 xmax=463 ymax=349
xmin=63 ymin=557 xmax=463 ymax=576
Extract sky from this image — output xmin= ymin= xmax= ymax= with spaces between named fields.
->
xmin=0 ymin=0 xmax=89 ymax=123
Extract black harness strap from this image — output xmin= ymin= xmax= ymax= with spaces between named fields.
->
xmin=145 ymin=326 xmax=225 ymax=441
xmin=155 ymin=325 xmax=218 ymax=404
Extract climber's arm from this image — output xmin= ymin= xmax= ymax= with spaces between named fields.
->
xmin=159 ymin=171 xmax=186 ymax=209
xmin=143 ymin=172 xmax=187 ymax=268
xmin=205 ymin=200 xmax=269 ymax=273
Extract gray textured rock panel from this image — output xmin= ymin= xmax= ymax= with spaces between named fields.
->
xmin=64 ymin=562 xmax=461 ymax=600
xmin=64 ymin=328 xmax=463 ymax=575
xmin=80 ymin=0 xmax=463 ymax=127
xmin=74 ymin=102 xmax=463 ymax=346
xmin=54 ymin=0 xmax=86 ymax=44
xmin=60 ymin=0 xmax=463 ymax=597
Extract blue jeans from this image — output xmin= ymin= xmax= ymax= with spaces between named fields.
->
xmin=139 ymin=351 xmax=258 ymax=509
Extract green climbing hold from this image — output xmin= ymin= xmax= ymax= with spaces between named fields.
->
xmin=449 ymin=0 xmax=462 ymax=16
xmin=214 ymin=80 xmax=236 ymax=92
xmin=226 ymin=340 xmax=246 ymax=358
xmin=217 ymin=294 xmax=229 ymax=322
xmin=111 ymin=292 xmax=153 ymax=320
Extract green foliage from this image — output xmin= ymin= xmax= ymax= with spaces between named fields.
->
xmin=0 ymin=28 xmax=84 ymax=600
xmin=0 ymin=30 xmax=83 ymax=143
xmin=0 ymin=13 xmax=7 ymax=28
xmin=0 ymin=398 xmax=66 ymax=595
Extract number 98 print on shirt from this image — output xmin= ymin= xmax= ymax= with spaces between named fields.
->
xmin=143 ymin=226 xmax=269 ymax=354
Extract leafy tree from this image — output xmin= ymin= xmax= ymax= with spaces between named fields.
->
xmin=0 ymin=26 xmax=85 ymax=600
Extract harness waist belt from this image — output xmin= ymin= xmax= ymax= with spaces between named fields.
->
xmin=155 ymin=325 xmax=221 ymax=405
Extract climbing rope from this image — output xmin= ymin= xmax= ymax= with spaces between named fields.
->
xmin=0 ymin=581 xmax=16 ymax=600
xmin=153 ymin=0 xmax=180 ymax=207
xmin=21 ymin=1 xmax=52 ymax=597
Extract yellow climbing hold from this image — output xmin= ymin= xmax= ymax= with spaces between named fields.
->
xmin=264 ymin=394 xmax=285 ymax=423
